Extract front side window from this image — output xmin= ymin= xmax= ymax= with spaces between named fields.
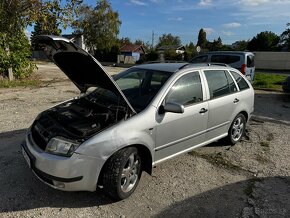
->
xmin=230 ymin=71 xmax=249 ymax=91
xmin=115 ymin=68 xmax=172 ymax=112
xmin=166 ymin=72 xmax=203 ymax=106
xmin=204 ymin=70 xmax=234 ymax=98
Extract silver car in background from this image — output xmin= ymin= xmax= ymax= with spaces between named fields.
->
xmin=22 ymin=36 xmax=254 ymax=200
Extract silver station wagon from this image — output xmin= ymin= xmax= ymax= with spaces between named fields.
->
xmin=22 ymin=36 xmax=254 ymax=200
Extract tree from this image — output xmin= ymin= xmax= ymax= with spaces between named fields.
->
xmin=74 ymin=0 xmax=121 ymax=53
xmin=247 ymin=31 xmax=279 ymax=51
xmin=197 ymin=28 xmax=207 ymax=49
xmin=208 ymin=37 xmax=222 ymax=51
xmin=156 ymin=33 xmax=181 ymax=47
xmin=280 ymin=23 xmax=290 ymax=51
xmin=232 ymin=40 xmax=249 ymax=51
xmin=118 ymin=37 xmax=132 ymax=47
xmin=0 ymin=0 xmax=82 ymax=79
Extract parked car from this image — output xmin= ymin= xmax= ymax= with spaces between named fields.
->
xmin=22 ymin=36 xmax=254 ymax=200
xmin=189 ymin=51 xmax=255 ymax=82
xmin=282 ymin=76 xmax=290 ymax=93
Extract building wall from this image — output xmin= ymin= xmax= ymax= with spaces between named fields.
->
xmin=254 ymin=52 xmax=290 ymax=71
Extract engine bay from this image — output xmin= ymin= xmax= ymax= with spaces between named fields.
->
xmin=31 ymin=91 xmax=132 ymax=150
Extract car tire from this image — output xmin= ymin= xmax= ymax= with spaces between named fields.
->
xmin=102 ymin=147 xmax=142 ymax=200
xmin=226 ymin=113 xmax=246 ymax=145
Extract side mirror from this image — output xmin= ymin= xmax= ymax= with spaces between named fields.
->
xmin=161 ymin=102 xmax=184 ymax=114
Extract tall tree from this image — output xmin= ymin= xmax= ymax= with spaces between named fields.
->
xmin=74 ymin=0 xmax=121 ymax=52
xmin=247 ymin=31 xmax=279 ymax=51
xmin=156 ymin=33 xmax=181 ymax=47
xmin=280 ymin=23 xmax=290 ymax=51
xmin=0 ymin=0 xmax=82 ymax=78
xmin=197 ymin=28 xmax=207 ymax=49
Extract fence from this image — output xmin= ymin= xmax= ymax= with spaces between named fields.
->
xmin=254 ymin=52 xmax=290 ymax=71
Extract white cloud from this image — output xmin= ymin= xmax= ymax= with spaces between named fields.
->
xmin=222 ymin=31 xmax=235 ymax=36
xmin=223 ymin=22 xmax=241 ymax=28
xmin=204 ymin=27 xmax=215 ymax=35
xmin=239 ymin=0 xmax=270 ymax=6
xmin=129 ymin=0 xmax=147 ymax=6
xmin=168 ymin=17 xmax=183 ymax=21
xmin=198 ymin=0 xmax=213 ymax=6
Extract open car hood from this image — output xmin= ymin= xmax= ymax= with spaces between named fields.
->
xmin=36 ymin=35 xmax=136 ymax=114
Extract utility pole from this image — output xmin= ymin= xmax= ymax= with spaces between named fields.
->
xmin=151 ymin=30 xmax=154 ymax=50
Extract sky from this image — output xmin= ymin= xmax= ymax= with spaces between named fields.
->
xmin=27 ymin=0 xmax=290 ymax=46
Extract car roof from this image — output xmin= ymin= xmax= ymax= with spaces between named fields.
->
xmin=197 ymin=51 xmax=254 ymax=55
xmin=132 ymin=62 xmax=235 ymax=73
xmin=133 ymin=63 xmax=187 ymax=73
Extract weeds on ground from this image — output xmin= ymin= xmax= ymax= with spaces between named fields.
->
xmin=253 ymin=73 xmax=287 ymax=91
xmin=0 ymin=79 xmax=41 ymax=88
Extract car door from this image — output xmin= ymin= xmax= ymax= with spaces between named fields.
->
xmin=203 ymin=69 xmax=240 ymax=141
xmin=154 ymin=71 xmax=208 ymax=162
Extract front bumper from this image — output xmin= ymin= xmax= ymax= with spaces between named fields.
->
xmin=22 ymin=132 xmax=104 ymax=192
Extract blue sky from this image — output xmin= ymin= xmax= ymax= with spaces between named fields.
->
xmin=28 ymin=0 xmax=290 ymax=46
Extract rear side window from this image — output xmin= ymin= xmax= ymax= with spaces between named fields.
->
xmin=190 ymin=55 xmax=208 ymax=63
xmin=247 ymin=55 xmax=255 ymax=67
xmin=204 ymin=70 xmax=235 ymax=98
xmin=230 ymin=71 xmax=249 ymax=91
xmin=166 ymin=72 xmax=203 ymax=106
xmin=211 ymin=55 xmax=240 ymax=64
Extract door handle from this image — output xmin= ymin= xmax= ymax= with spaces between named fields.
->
xmin=199 ymin=108 xmax=208 ymax=114
xmin=233 ymin=98 xmax=240 ymax=103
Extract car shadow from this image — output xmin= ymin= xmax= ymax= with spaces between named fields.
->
xmin=0 ymin=129 xmax=115 ymax=213
xmin=254 ymin=91 xmax=290 ymax=124
xmin=156 ymin=176 xmax=290 ymax=217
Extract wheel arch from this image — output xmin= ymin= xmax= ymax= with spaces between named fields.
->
xmin=97 ymin=144 xmax=153 ymax=187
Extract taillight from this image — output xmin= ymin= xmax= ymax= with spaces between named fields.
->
xmin=241 ymin=64 xmax=246 ymax=75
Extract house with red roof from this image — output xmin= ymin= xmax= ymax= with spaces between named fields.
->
xmin=119 ymin=44 xmax=146 ymax=63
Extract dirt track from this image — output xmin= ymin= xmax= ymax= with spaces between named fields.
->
xmin=0 ymin=64 xmax=290 ymax=217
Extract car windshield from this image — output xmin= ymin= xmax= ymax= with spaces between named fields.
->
xmin=114 ymin=68 xmax=173 ymax=112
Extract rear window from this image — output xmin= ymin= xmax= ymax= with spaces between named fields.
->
xmin=247 ymin=55 xmax=255 ymax=67
xmin=204 ymin=70 xmax=233 ymax=98
xmin=230 ymin=71 xmax=249 ymax=91
xmin=211 ymin=55 xmax=240 ymax=64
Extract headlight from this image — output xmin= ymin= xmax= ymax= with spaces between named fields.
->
xmin=45 ymin=137 xmax=80 ymax=157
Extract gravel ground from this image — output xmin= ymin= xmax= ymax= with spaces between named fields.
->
xmin=0 ymin=64 xmax=290 ymax=217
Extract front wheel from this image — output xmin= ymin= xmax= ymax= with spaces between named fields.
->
xmin=226 ymin=113 xmax=246 ymax=145
xmin=102 ymin=147 xmax=142 ymax=200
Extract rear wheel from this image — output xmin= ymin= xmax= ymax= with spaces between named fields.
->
xmin=226 ymin=113 xmax=246 ymax=145
xmin=102 ymin=147 xmax=142 ymax=200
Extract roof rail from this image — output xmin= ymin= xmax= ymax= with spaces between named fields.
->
xmin=144 ymin=60 xmax=187 ymax=64
xmin=207 ymin=62 xmax=229 ymax=67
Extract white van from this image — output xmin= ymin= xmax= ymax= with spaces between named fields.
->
xmin=189 ymin=51 xmax=255 ymax=81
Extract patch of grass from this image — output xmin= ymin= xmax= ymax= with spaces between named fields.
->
xmin=260 ymin=141 xmax=270 ymax=147
xmin=0 ymin=79 xmax=41 ymax=88
xmin=190 ymin=151 xmax=243 ymax=172
xmin=253 ymin=73 xmax=287 ymax=91
xmin=244 ymin=178 xmax=262 ymax=197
